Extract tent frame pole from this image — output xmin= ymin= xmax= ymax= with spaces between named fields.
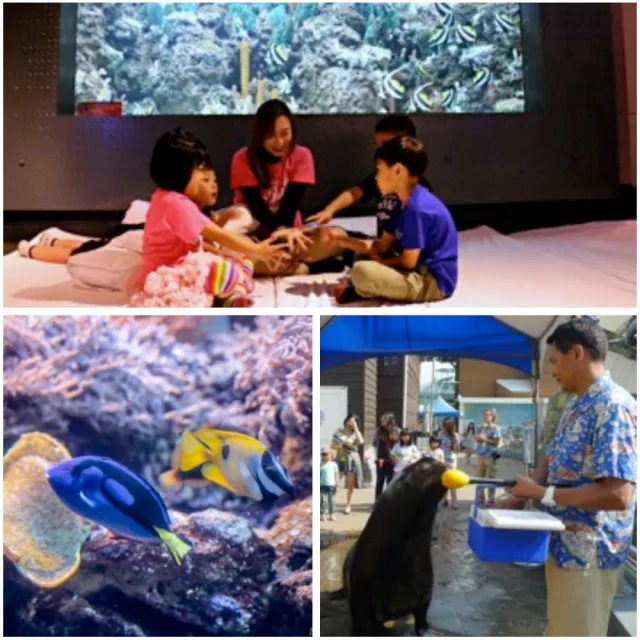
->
xmin=531 ymin=341 xmax=542 ymax=475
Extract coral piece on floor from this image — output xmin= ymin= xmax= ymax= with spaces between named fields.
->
xmin=131 ymin=251 xmax=255 ymax=308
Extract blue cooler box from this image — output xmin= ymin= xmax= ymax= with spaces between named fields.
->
xmin=468 ymin=484 xmax=565 ymax=563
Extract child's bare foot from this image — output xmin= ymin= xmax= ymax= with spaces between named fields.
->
xmin=227 ymin=296 xmax=254 ymax=308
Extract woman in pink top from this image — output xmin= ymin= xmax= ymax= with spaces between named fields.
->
xmin=230 ymin=100 xmax=345 ymax=274
xmin=141 ymin=128 xmax=287 ymax=285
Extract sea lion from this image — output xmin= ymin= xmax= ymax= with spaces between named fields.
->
xmin=343 ymin=457 xmax=447 ymax=636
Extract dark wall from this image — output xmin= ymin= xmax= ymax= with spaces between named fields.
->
xmin=4 ymin=3 xmax=620 ymax=212
xmin=377 ymin=355 xmax=405 ymax=429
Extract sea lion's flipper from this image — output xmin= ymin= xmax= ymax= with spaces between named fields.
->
xmin=414 ymin=601 xmax=430 ymax=636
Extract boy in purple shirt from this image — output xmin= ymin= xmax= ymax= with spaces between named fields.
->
xmin=332 ymin=136 xmax=458 ymax=304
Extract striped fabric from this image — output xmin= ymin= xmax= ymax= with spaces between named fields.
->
xmin=205 ymin=257 xmax=255 ymax=307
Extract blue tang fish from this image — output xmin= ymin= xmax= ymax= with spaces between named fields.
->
xmin=47 ymin=456 xmax=192 ymax=565
xmin=160 ymin=427 xmax=296 ymax=502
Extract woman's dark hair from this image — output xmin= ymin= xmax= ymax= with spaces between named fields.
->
xmin=248 ymin=99 xmax=296 ymax=189
xmin=375 ymin=136 xmax=428 ymax=177
xmin=344 ymin=413 xmax=360 ymax=428
xmin=442 ymin=418 xmax=459 ymax=454
xmin=380 ymin=412 xmax=396 ymax=428
xmin=150 ymin=127 xmax=211 ymax=193
xmin=546 ymin=317 xmax=608 ymax=361
xmin=375 ymin=114 xmax=417 ymax=138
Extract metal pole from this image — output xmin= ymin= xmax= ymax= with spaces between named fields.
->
xmin=531 ymin=341 xmax=541 ymax=476
xmin=402 ymin=355 xmax=408 ymax=431
xmin=430 ymin=356 xmax=436 ymax=433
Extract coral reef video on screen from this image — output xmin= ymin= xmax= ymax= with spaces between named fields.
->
xmin=75 ymin=2 xmax=525 ymax=115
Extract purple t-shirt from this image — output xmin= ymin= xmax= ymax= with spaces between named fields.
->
xmin=383 ymin=184 xmax=458 ymax=297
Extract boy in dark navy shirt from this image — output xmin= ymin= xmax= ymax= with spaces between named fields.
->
xmin=308 ymin=115 xmax=431 ymax=238
xmin=332 ymin=137 xmax=458 ymax=304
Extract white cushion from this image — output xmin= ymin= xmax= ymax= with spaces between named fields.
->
xmin=122 ymin=200 xmax=150 ymax=224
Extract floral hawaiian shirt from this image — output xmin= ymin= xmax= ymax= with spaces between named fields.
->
xmin=476 ymin=426 xmax=501 ymax=459
xmin=545 ymin=372 xmax=637 ymax=570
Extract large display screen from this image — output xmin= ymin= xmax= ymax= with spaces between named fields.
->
xmin=61 ymin=3 xmax=539 ymax=115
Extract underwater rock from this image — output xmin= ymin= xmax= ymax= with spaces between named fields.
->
xmin=262 ymin=498 xmax=313 ymax=637
xmin=299 ymin=13 xmax=362 ymax=49
xmin=106 ymin=17 xmax=142 ymax=48
xmin=267 ymin=570 xmax=313 ymax=637
xmin=5 ymin=503 xmax=311 ymax=636
xmin=10 ymin=591 xmax=145 ymax=637
xmin=494 ymin=97 xmax=525 ymax=113
xmin=68 ymin=508 xmax=275 ymax=636
xmin=261 ymin=497 xmax=312 ymax=573
xmin=294 ymin=66 xmax=384 ymax=114
xmin=3 ymin=432 xmax=92 ymax=589
xmin=460 ymin=43 xmax=497 ymax=66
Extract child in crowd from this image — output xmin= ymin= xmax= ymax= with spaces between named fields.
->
xmin=461 ymin=422 xmax=477 ymax=469
xmin=390 ymin=429 xmax=422 ymax=478
xmin=331 ymin=136 xmax=458 ymax=304
xmin=231 ymin=99 xmax=343 ymax=273
xmin=424 ymin=436 xmax=445 ymax=464
xmin=320 ymin=448 xmax=339 ymax=522
xmin=439 ymin=418 xmax=461 ymax=509
xmin=309 ymin=114 xmax=432 ymax=238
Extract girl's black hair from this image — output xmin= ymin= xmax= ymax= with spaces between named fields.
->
xmin=150 ymin=127 xmax=211 ymax=193
xmin=248 ymin=99 xmax=296 ymax=189
xmin=466 ymin=424 xmax=476 ymax=435
xmin=375 ymin=136 xmax=427 ymax=177
xmin=399 ymin=429 xmax=413 ymax=444
xmin=429 ymin=435 xmax=441 ymax=445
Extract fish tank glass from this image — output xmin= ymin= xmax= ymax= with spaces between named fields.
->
xmin=59 ymin=2 xmax=542 ymax=115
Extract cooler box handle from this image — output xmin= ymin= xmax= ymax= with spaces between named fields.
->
xmin=472 ymin=483 xmax=512 ymax=520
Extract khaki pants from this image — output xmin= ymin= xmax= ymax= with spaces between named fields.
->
xmin=476 ymin=455 xmax=497 ymax=501
xmin=350 ymin=261 xmax=446 ymax=303
xmin=544 ymin=558 xmax=623 ymax=637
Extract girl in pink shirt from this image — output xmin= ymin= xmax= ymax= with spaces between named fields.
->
xmin=230 ymin=100 xmax=345 ymax=274
xmin=141 ymin=128 xmax=288 ymax=285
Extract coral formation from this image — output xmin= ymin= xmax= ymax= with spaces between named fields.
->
xmin=74 ymin=2 xmax=525 ymax=115
xmin=3 ymin=433 xmax=92 ymax=589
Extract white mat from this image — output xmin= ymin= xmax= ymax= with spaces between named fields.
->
xmin=4 ymin=219 xmax=636 ymax=308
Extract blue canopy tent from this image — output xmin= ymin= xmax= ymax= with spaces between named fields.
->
xmin=431 ymin=395 xmax=459 ymax=417
xmin=321 ymin=315 xmax=568 ymax=466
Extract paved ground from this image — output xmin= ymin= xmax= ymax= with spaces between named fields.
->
xmin=320 ymin=456 xmax=550 ymax=637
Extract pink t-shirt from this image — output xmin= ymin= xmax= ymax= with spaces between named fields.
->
xmin=230 ymin=145 xmax=315 ymax=226
xmin=141 ymin=189 xmax=210 ymax=284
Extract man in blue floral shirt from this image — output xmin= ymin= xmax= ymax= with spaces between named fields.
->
xmin=499 ymin=317 xmax=636 ymax=637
